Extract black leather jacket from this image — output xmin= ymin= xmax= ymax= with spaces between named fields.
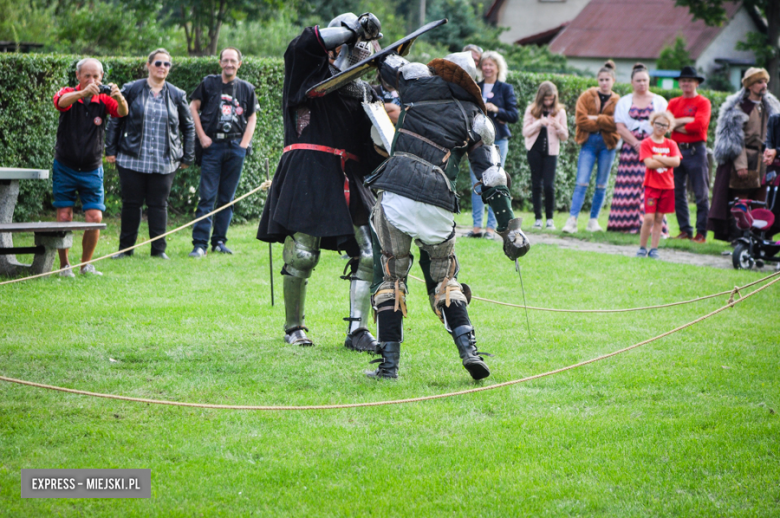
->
xmin=106 ymin=79 xmax=195 ymax=165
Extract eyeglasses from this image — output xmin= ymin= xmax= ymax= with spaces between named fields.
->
xmin=653 ymin=122 xmax=670 ymax=128
xmin=221 ymin=59 xmax=239 ymax=65
xmin=153 ymin=61 xmax=172 ymax=68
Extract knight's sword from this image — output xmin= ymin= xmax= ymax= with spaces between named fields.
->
xmin=515 ymin=259 xmax=531 ymax=338
xmin=266 ymin=157 xmax=274 ymax=307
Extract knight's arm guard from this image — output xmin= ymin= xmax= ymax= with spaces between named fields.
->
xmin=377 ymin=53 xmax=412 ymax=91
xmin=318 ymin=27 xmax=358 ymax=50
xmin=467 ymin=119 xmax=529 ymax=259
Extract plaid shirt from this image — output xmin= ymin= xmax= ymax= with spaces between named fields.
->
xmin=117 ymin=86 xmax=178 ymax=174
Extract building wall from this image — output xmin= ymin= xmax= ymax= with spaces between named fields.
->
xmin=495 ymin=0 xmax=591 ymax=44
xmin=695 ymin=7 xmax=757 ymax=90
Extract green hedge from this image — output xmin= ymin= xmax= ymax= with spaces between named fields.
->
xmin=0 ymin=54 xmax=284 ymax=222
xmin=1 ymin=54 xmax=728 ymax=221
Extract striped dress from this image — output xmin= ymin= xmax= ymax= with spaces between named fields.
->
xmin=607 ymin=104 xmax=669 ymax=234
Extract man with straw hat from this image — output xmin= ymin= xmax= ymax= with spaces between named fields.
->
xmin=709 ymin=67 xmax=780 ymax=242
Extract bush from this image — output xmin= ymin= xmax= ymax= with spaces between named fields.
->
xmin=0 ymin=54 xmax=728 ymax=221
xmin=0 ymin=53 xmax=284 ymax=222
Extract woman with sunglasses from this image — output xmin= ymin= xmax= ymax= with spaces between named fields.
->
xmin=106 ymin=48 xmax=195 ymax=259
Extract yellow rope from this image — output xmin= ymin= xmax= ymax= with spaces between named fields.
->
xmin=0 ymin=183 xmax=266 ymax=286
xmin=409 ymin=269 xmax=780 ymax=313
xmin=1 ymin=273 xmax=777 ymax=411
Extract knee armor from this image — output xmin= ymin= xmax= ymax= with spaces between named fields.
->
xmin=282 ymin=233 xmax=321 ymax=279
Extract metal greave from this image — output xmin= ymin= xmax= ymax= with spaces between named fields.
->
xmin=347 ymin=225 xmax=374 ymax=334
xmin=282 ymin=233 xmax=321 ymax=333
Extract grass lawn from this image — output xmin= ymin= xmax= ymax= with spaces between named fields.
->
xmin=457 ymin=203 xmax=734 ymax=257
xmin=1 ymin=216 xmax=778 ymax=517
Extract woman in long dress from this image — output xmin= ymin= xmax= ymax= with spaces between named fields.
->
xmin=607 ymin=63 xmax=668 ymax=234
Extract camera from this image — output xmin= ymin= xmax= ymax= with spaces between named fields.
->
xmin=221 ymin=122 xmax=233 ymax=133
xmin=98 ymin=84 xmax=112 ymax=95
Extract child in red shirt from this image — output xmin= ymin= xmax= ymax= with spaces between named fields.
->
xmin=637 ymin=111 xmax=681 ymax=259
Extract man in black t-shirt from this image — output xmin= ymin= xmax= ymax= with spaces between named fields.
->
xmin=189 ymin=47 xmax=259 ymax=256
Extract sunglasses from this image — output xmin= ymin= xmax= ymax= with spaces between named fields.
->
xmin=153 ymin=61 xmax=172 ymax=68
xmin=653 ymin=122 xmax=669 ymax=128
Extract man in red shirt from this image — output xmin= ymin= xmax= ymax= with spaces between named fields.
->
xmin=53 ymin=57 xmax=128 ymax=276
xmin=667 ymin=66 xmax=712 ymax=243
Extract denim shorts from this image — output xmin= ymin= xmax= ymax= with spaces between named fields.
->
xmin=52 ymin=159 xmax=106 ymax=211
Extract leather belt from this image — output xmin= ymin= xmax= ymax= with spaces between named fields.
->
xmin=283 ymin=144 xmax=360 ymax=204
xmin=678 ymin=141 xmax=704 ymax=149
xmin=283 ymin=144 xmax=360 ymax=170
xmin=397 ymin=128 xmax=451 ymax=163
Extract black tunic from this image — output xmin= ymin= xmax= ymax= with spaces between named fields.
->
xmin=256 ymin=26 xmax=383 ymax=252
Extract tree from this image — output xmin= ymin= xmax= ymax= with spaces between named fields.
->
xmin=675 ymin=0 xmax=779 ymax=95
xmin=656 ymin=35 xmax=695 ymax=70
xmin=165 ymin=0 xmax=282 ymax=56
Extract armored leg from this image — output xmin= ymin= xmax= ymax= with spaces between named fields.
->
xmin=282 ymin=232 xmax=321 ymax=346
xmin=367 ymin=203 xmax=414 ymax=377
xmin=418 ymin=236 xmax=489 ymax=379
xmin=344 ymin=225 xmax=379 ymax=353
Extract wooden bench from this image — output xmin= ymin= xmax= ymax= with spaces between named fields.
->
xmin=0 ymin=222 xmax=107 ymax=277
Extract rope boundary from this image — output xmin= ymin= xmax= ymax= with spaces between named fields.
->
xmin=1 ymin=272 xmax=777 ymax=411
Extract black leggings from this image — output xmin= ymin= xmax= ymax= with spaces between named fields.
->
xmin=527 ymin=149 xmax=557 ymax=220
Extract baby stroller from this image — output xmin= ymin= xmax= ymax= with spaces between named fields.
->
xmin=729 ymin=170 xmax=780 ymax=269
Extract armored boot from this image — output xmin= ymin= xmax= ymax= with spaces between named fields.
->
xmin=365 ymin=342 xmax=400 ymax=379
xmin=343 ymin=225 xmax=379 ymax=353
xmin=452 ymin=325 xmax=490 ymax=380
xmin=283 ymin=275 xmax=313 ymax=346
xmin=344 ymin=278 xmax=378 ymax=353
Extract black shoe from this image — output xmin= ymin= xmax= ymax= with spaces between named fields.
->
xmin=365 ymin=342 xmax=400 ymax=379
xmin=212 ymin=241 xmax=233 ymax=254
xmin=152 ymin=252 xmax=170 ymax=260
xmin=345 ymin=328 xmax=379 ymax=353
xmin=465 ymin=230 xmax=483 ymax=238
xmin=452 ymin=325 xmax=490 ymax=380
xmin=111 ymin=252 xmax=133 ymax=259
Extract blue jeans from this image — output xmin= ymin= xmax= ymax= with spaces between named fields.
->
xmin=192 ymin=140 xmax=246 ymax=247
xmin=470 ymin=138 xmax=509 ymax=230
xmin=569 ymin=133 xmax=618 ymax=219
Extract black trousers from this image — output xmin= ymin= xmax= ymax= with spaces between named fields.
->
xmin=673 ymin=142 xmax=710 ymax=236
xmin=527 ymin=149 xmax=557 ymax=220
xmin=117 ymin=166 xmax=176 ymax=255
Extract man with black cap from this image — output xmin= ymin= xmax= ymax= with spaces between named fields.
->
xmin=667 ymin=66 xmax=711 ymax=243
xmin=709 ymin=67 xmax=780 ymax=242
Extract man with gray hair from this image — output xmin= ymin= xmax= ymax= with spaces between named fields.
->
xmin=52 ymin=57 xmax=127 ymax=276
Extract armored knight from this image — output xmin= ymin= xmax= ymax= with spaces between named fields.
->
xmin=256 ymin=13 xmax=385 ymax=351
xmin=365 ymin=51 xmax=530 ymax=380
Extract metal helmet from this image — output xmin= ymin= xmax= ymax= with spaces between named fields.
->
xmin=442 ymin=51 xmax=478 ymax=81
xmin=328 ymin=13 xmax=375 ymax=71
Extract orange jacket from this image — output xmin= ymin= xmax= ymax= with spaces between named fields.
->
xmin=574 ymin=87 xmax=620 ymax=149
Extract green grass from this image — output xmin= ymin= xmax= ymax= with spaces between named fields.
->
xmin=457 ymin=203 xmax=733 ymax=256
xmin=1 ymin=216 xmax=778 ymax=517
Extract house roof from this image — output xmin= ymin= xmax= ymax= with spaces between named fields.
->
xmin=548 ymin=0 xmax=742 ymax=60
xmin=515 ymin=23 xmax=569 ymax=46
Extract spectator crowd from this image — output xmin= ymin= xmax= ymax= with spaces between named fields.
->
xmin=49 ymin=45 xmax=780 ymax=276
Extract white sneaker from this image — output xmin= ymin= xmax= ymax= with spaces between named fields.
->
xmin=532 ymin=219 xmax=543 ymax=230
xmin=586 ymin=218 xmax=603 ymax=232
xmin=546 ymin=220 xmax=556 ymax=230
xmin=80 ymin=263 xmax=102 ymax=276
xmin=59 ymin=267 xmax=75 ymax=278
xmin=562 ymin=216 xmax=578 ymax=233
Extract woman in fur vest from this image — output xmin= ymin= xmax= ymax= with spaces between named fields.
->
xmin=708 ymin=67 xmax=780 ymax=242
xmin=563 ymin=60 xmax=621 ymax=234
